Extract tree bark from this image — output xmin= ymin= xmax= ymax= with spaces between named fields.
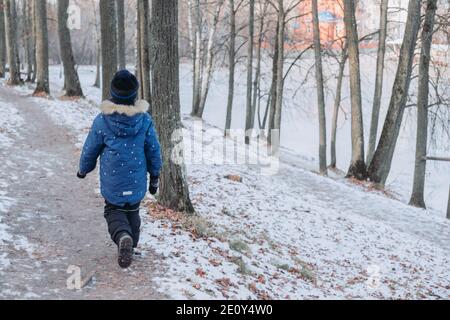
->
xmin=343 ymin=0 xmax=366 ymax=180
xmin=245 ymin=0 xmax=255 ymax=144
xmin=225 ymin=0 xmax=236 ymax=136
xmin=270 ymin=0 xmax=284 ymax=155
xmin=33 ymin=0 xmax=50 ymax=95
xmin=57 ymin=0 xmax=83 ymax=97
xmin=23 ymin=0 xmax=34 ymax=82
xmin=3 ymin=0 xmax=20 ymax=85
xmin=94 ymin=39 xmax=101 ymax=88
xmin=409 ymin=0 xmax=437 ymax=209
xmin=0 ymin=1 xmax=6 ymax=78
xmin=187 ymin=0 xmax=197 ymax=112
xmin=447 ymin=186 xmax=450 ymax=220
xmin=116 ymin=0 xmax=126 ymax=70
xmin=99 ymin=0 xmax=118 ymax=100
xmin=267 ymin=20 xmax=279 ymax=145
xmin=191 ymin=0 xmax=202 ymax=116
xmin=138 ymin=0 xmax=151 ymax=105
xmin=312 ymin=0 xmax=327 ymax=175
xmin=330 ymin=45 xmax=348 ymax=169
xmin=31 ymin=0 xmax=36 ymax=83
xmin=368 ymin=0 xmax=421 ymax=185
xmin=11 ymin=0 xmax=19 ymax=77
xmin=151 ymin=0 xmax=195 ymax=214
xmin=253 ymin=1 xmax=268 ymax=131
xmin=367 ymin=0 xmax=388 ymax=165
xmin=136 ymin=1 xmax=142 ymax=97
xmin=91 ymin=0 xmax=100 ymax=88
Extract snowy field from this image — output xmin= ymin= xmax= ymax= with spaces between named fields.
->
xmin=0 ymin=62 xmax=449 ymax=299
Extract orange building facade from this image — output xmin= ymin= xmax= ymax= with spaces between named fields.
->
xmin=267 ymin=0 xmax=448 ymax=53
xmin=287 ymin=0 xmax=346 ymax=50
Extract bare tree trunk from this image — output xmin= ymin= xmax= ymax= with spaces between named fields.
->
xmin=367 ymin=0 xmax=389 ymax=164
xmin=23 ymin=0 xmax=34 ymax=82
xmin=22 ymin=0 xmax=28 ymax=79
xmin=136 ymin=2 xmax=142 ymax=97
xmin=187 ymin=0 xmax=197 ymax=111
xmin=116 ymin=0 xmax=126 ymax=70
xmin=151 ymin=0 xmax=195 ymax=214
xmin=0 ymin=1 xmax=6 ymax=78
xmin=368 ymin=0 xmax=421 ymax=185
xmin=11 ymin=0 xmax=19 ymax=75
xmin=94 ymin=40 xmax=101 ymax=88
xmin=409 ymin=0 xmax=437 ymax=209
xmin=196 ymin=1 xmax=223 ymax=119
xmin=225 ymin=0 xmax=236 ymax=136
xmin=31 ymin=0 xmax=36 ymax=83
xmin=191 ymin=0 xmax=202 ymax=116
xmin=267 ymin=20 xmax=279 ymax=145
xmin=91 ymin=0 xmax=100 ymax=88
xmin=99 ymin=0 xmax=118 ymax=100
xmin=253 ymin=1 xmax=268 ymax=131
xmin=261 ymin=92 xmax=271 ymax=130
xmin=343 ymin=0 xmax=366 ymax=180
xmin=447 ymin=186 xmax=450 ymax=220
xmin=312 ymin=0 xmax=327 ymax=175
xmin=137 ymin=0 xmax=151 ymax=105
xmin=330 ymin=44 xmax=348 ymax=169
xmin=33 ymin=0 xmax=49 ymax=95
xmin=57 ymin=0 xmax=83 ymax=97
xmin=3 ymin=0 xmax=20 ymax=85
xmin=271 ymin=0 xmax=284 ymax=155
xmin=245 ymin=0 xmax=255 ymax=144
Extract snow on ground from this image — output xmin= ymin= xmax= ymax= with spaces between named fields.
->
xmin=34 ymin=98 xmax=98 ymax=148
xmin=136 ymin=118 xmax=449 ymax=300
xmin=0 ymin=95 xmax=36 ymax=272
xmin=1 ymin=65 xmax=448 ymax=299
xmin=0 ymin=97 xmax=24 ymax=269
xmin=0 ymin=98 xmax=24 ymax=148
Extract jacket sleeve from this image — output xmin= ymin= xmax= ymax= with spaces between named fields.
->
xmin=144 ymin=118 xmax=162 ymax=178
xmin=79 ymin=115 xmax=105 ymax=175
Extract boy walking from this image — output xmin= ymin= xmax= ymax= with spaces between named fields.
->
xmin=77 ymin=70 xmax=162 ymax=268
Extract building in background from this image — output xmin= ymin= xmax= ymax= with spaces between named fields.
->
xmin=280 ymin=0 xmax=448 ymax=55
xmin=289 ymin=0 xmax=381 ymax=50
xmin=289 ymin=0 xmax=345 ymax=50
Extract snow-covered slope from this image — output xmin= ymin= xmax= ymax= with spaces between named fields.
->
xmin=138 ymin=118 xmax=450 ymax=299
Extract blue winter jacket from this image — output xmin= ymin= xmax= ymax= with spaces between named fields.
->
xmin=79 ymin=100 xmax=162 ymax=207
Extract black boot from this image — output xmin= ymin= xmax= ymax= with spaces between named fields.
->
xmin=118 ymin=233 xmax=133 ymax=269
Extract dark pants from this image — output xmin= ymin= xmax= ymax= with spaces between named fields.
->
xmin=104 ymin=201 xmax=141 ymax=248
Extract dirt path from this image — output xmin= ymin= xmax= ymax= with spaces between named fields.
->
xmin=0 ymin=87 xmax=166 ymax=300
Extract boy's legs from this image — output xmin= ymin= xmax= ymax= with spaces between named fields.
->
xmin=126 ymin=205 xmax=141 ymax=248
xmin=104 ymin=202 xmax=137 ymax=246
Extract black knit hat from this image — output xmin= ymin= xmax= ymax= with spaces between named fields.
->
xmin=110 ymin=70 xmax=140 ymax=106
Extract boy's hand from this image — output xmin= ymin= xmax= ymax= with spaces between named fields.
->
xmin=149 ymin=176 xmax=159 ymax=195
xmin=77 ymin=171 xmax=87 ymax=179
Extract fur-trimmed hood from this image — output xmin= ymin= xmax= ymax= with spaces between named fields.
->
xmin=100 ymin=100 xmax=149 ymax=117
xmin=101 ymin=100 xmax=150 ymax=137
